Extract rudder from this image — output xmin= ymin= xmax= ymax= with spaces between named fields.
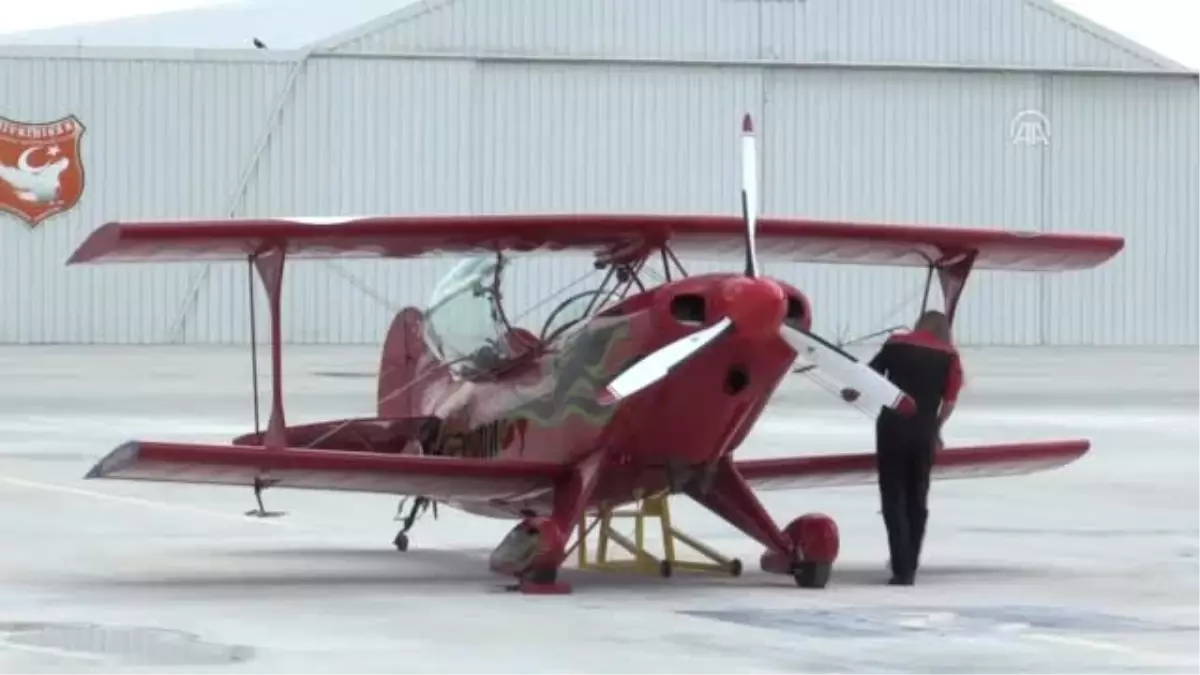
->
xmin=378 ymin=307 xmax=435 ymax=418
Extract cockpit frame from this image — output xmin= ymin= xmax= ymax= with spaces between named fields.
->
xmin=420 ymin=250 xmax=665 ymax=382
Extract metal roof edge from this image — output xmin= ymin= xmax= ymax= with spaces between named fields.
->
xmin=1025 ymin=0 xmax=1196 ymax=74
xmin=312 ymin=49 xmax=1200 ymax=78
xmin=306 ymin=0 xmax=456 ymax=53
xmin=0 ymin=44 xmax=1193 ymax=80
xmin=0 ymin=43 xmax=303 ymax=63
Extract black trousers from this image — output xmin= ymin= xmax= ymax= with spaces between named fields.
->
xmin=875 ymin=417 xmax=937 ymax=579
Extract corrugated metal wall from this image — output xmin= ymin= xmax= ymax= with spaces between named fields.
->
xmin=0 ymin=0 xmax=1196 ymax=346
xmin=0 ymin=49 xmax=294 ymax=343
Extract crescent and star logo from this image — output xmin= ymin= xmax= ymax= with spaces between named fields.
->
xmin=0 ymin=115 xmax=87 ymax=228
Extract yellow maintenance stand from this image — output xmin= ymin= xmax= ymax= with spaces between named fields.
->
xmin=565 ymin=490 xmax=743 ymax=578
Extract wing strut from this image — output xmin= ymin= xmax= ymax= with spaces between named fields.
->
xmin=247 ymin=256 xmax=262 ymax=435
xmin=938 ymin=251 xmax=976 ymax=325
xmin=250 ymin=247 xmax=287 ymax=448
xmin=917 ymin=264 xmax=934 ymax=318
xmin=913 ymin=249 xmax=977 ymax=327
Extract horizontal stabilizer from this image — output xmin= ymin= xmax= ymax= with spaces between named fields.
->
xmin=737 ymin=440 xmax=1089 ymax=491
xmin=85 ymin=441 xmax=564 ymax=501
xmin=230 ymin=416 xmax=440 ymax=453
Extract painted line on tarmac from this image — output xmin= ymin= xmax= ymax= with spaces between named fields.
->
xmin=0 ymin=640 xmax=108 ymax=663
xmin=1021 ymin=631 xmax=1187 ymax=665
xmin=0 ymin=474 xmax=304 ymax=530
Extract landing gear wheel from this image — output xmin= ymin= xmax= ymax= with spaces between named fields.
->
xmin=492 ymin=517 xmax=573 ymax=594
xmin=729 ymin=558 xmax=743 ymax=577
xmin=393 ymin=532 xmax=409 ymax=552
xmin=659 ymin=560 xmax=672 ymax=578
xmin=793 ymin=561 xmax=831 ymax=589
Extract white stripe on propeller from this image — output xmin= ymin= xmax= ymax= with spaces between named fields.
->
xmin=741 ymin=113 xmax=760 ymax=277
xmin=779 ymin=324 xmax=914 ymax=415
xmin=600 ymin=317 xmax=734 ymax=404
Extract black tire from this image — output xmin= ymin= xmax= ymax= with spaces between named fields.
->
xmin=393 ymin=532 xmax=409 ymax=552
xmin=729 ymin=558 xmax=743 ymax=577
xmin=792 ymin=561 xmax=831 ymax=589
xmin=659 ymin=560 xmax=673 ymax=578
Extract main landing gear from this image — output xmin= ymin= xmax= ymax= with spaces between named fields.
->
xmin=479 ymin=453 xmax=844 ymax=594
xmin=483 ymin=495 xmax=841 ymax=594
xmin=484 ymin=492 xmax=745 ymax=595
xmin=390 ymin=496 xmax=576 ymax=594
xmin=674 ymin=456 xmax=844 ymax=590
xmin=488 ymin=516 xmax=573 ymax=594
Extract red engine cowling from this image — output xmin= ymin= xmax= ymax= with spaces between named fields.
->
xmin=775 ymin=281 xmax=813 ymax=334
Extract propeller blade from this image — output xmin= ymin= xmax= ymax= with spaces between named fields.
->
xmin=741 ymin=114 xmax=759 ymax=278
xmin=779 ymin=324 xmax=915 ymax=416
xmin=599 ymin=317 xmax=734 ymax=405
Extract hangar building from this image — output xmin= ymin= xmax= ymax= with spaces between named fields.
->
xmin=0 ymin=0 xmax=1195 ymax=347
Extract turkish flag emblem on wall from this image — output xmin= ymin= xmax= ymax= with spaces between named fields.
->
xmin=0 ymin=115 xmax=87 ymax=228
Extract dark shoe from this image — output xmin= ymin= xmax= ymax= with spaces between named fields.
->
xmin=887 ymin=575 xmax=914 ymax=586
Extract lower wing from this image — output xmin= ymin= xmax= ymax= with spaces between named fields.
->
xmin=85 ymin=441 xmax=564 ymax=502
xmin=736 ymin=440 xmax=1089 ymax=491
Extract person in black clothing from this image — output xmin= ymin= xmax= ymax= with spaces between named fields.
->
xmin=842 ymin=310 xmax=964 ymax=586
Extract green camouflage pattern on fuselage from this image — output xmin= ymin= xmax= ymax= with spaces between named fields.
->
xmin=507 ymin=318 xmax=632 ymax=428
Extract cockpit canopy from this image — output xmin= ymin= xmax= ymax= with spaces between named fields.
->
xmin=422 ymin=254 xmax=520 ymax=376
xmin=421 ymin=252 xmax=625 ymax=378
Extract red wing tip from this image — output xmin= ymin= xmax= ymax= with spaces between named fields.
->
xmin=85 ymin=440 xmax=142 ymax=479
xmin=596 ymin=387 xmax=618 ymax=406
xmin=742 ymin=114 xmax=754 ymax=133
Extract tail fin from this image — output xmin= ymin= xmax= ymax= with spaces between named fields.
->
xmin=378 ymin=307 xmax=434 ymax=418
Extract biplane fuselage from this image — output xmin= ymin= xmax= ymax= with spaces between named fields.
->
xmin=232 ymin=270 xmax=808 ymax=520
xmin=402 ymin=272 xmax=807 ymax=519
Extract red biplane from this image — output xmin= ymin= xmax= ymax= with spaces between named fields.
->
xmin=70 ymin=115 xmax=1123 ymax=593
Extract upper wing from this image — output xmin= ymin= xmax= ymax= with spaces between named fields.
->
xmin=736 ymin=440 xmax=1089 ymax=491
xmin=67 ymin=214 xmax=1123 ymax=272
xmin=86 ymin=440 xmax=565 ymax=502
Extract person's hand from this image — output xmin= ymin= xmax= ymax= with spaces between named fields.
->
xmin=840 ymin=388 xmax=861 ymax=403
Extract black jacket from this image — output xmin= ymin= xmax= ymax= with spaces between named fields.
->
xmin=868 ymin=329 xmax=963 ymax=425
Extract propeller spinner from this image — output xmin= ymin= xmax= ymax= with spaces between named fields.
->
xmin=600 ymin=114 xmax=915 ymax=417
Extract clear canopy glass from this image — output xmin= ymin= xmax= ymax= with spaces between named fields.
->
xmin=421 ymin=252 xmax=616 ymax=376
xmin=422 ymin=254 xmax=516 ymax=373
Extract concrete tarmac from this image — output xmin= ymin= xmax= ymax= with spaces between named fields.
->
xmin=0 ymin=345 xmax=1195 ymax=673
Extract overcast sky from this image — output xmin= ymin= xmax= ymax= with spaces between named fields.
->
xmin=4 ymin=1 xmax=215 ymax=34
xmin=2 ymin=0 xmax=1196 ymax=69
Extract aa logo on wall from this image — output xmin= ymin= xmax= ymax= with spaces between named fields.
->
xmin=0 ymin=115 xmax=87 ymax=228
